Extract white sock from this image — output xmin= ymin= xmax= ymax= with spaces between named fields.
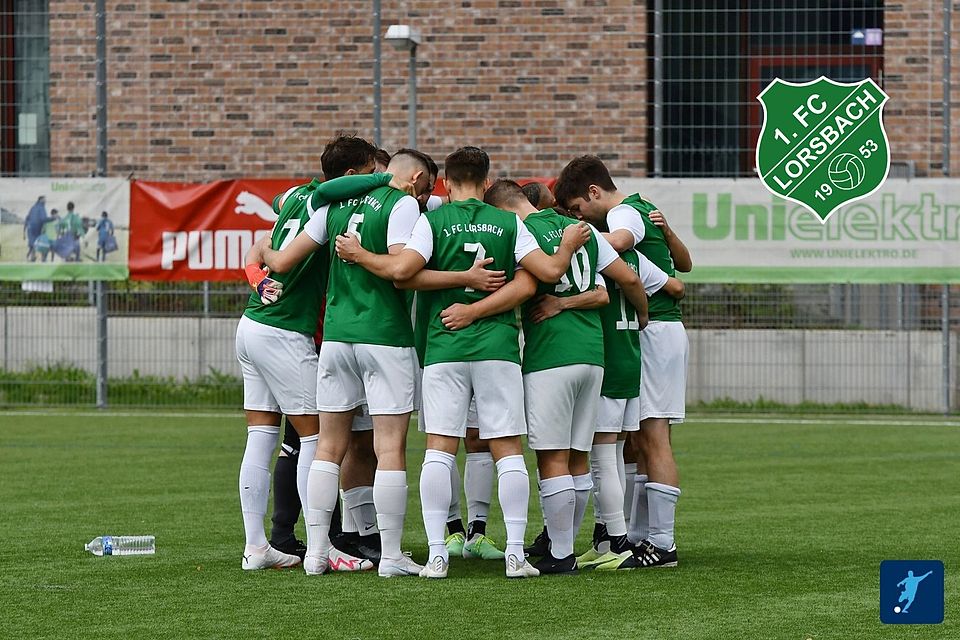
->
xmin=374 ymin=470 xmax=407 ymax=561
xmin=340 ymin=490 xmax=358 ymax=533
xmin=540 ymin=475 xmax=575 ymax=559
xmin=447 ymin=456 xmax=462 ymax=524
xmin=343 ymin=485 xmax=377 ymax=535
xmin=572 ymin=473 xmax=593 ymax=544
xmin=627 ymin=473 xmax=649 ymax=544
xmin=590 ymin=443 xmax=626 ymax=537
xmin=296 ymin=434 xmax=318 ymax=545
xmin=623 ymin=462 xmax=637 ymax=528
xmin=646 ymin=482 xmax=681 ymax=549
xmin=239 ymin=426 xmax=280 ymax=550
xmin=421 ymin=450 xmax=454 ymax=563
xmin=464 ymin=451 xmax=494 ymax=524
xmin=305 ymin=459 xmax=340 ymax=560
xmin=496 ymin=455 xmax=529 ymax=560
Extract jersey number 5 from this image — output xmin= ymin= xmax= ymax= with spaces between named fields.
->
xmin=347 ymin=213 xmax=364 ymax=244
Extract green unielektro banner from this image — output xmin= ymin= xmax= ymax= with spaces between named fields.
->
xmin=618 ymin=178 xmax=960 ymax=284
xmin=0 ymin=178 xmax=129 ymax=281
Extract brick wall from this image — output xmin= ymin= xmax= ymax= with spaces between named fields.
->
xmin=50 ymin=0 xmax=647 ymax=181
xmin=48 ymin=2 xmax=955 ymax=181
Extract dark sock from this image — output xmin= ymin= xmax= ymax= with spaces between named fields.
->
xmin=592 ymin=522 xmax=607 ymax=546
xmin=467 ymin=520 xmax=486 ymax=539
xmin=329 ymin=494 xmax=343 ymax=538
xmin=610 ymin=534 xmax=631 ymax=554
xmin=269 ymin=454 xmax=300 ymax=547
xmin=447 ymin=519 xmax=466 ymax=536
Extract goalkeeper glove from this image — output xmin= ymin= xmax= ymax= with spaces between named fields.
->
xmin=245 ymin=263 xmax=284 ymax=305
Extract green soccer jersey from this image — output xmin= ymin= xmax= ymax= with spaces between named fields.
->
xmin=617 ymin=194 xmax=682 ymax=322
xmin=412 ymin=290 xmax=430 ymax=367
xmin=322 ymin=185 xmax=416 ymax=346
xmin=419 ymin=199 xmax=522 ymax=366
xmin=520 ymin=209 xmax=604 ymax=374
xmin=599 ymin=249 xmax=642 ymax=398
xmin=244 ymin=178 xmax=330 ymax=335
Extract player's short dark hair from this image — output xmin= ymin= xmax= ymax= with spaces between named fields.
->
xmin=67 ymin=201 xmax=75 ymax=210
xmin=483 ymin=179 xmax=527 ymax=209
xmin=424 ymin=154 xmax=439 ymax=179
xmin=553 ymin=155 xmax=617 ymax=207
xmin=444 ymin=146 xmax=490 ymax=186
xmin=521 ymin=182 xmax=547 ymax=208
xmin=392 ymin=148 xmax=433 ymax=176
xmin=320 ymin=132 xmax=377 ymax=180
xmin=375 ymin=148 xmax=392 ymax=168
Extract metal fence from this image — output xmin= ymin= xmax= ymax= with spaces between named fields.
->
xmin=1 ymin=281 xmax=956 ymax=412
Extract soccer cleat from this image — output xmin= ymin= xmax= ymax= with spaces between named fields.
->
xmin=618 ymin=541 xmax=678 ymax=569
xmin=327 ymin=547 xmax=375 ymax=572
xmin=378 ymin=553 xmax=424 ymax=578
xmin=523 ymin=527 xmax=551 ymax=558
xmin=577 ymin=549 xmax=622 ymax=570
xmin=593 ymin=550 xmax=635 ymax=571
xmin=505 ymin=553 xmax=540 ymax=578
xmin=419 ymin=555 xmax=449 ymax=579
xmin=303 ymin=554 xmax=329 ymax=576
xmin=332 ymin=532 xmax=381 ymax=565
xmin=445 ymin=532 xmax=465 ymax=556
xmin=271 ymin=537 xmax=307 ymax=561
xmin=242 ymin=544 xmax=302 ymax=571
xmin=462 ymin=533 xmax=505 ymax=560
xmin=533 ymin=553 xmax=578 ymax=575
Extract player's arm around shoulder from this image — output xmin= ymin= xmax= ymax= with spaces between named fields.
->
xmin=261 ymin=230 xmax=320 ymax=274
xmin=441 ymin=269 xmax=538 ymax=331
xmin=528 ymin=285 xmax=608 ymax=325
xmin=662 ymin=275 xmax=685 ymax=299
xmin=648 ymin=210 xmax=692 ymax=272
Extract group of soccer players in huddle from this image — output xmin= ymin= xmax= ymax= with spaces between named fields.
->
xmin=236 ymin=133 xmax=690 ymax=579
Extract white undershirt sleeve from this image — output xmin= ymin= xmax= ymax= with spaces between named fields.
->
xmin=606 ymin=204 xmax=646 ymax=245
xmin=386 ymin=195 xmax=422 ymax=247
xmin=514 ymin=217 xmax=541 ymax=263
xmin=404 ymin=215 xmax=434 ymax=262
xmin=637 ymin=251 xmax=669 ymax=296
xmin=302 ymin=203 xmax=331 ymax=245
xmin=595 ymin=273 xmax=607 ymax=289
xmin=591 ymin=224 xmax=619 ymax=271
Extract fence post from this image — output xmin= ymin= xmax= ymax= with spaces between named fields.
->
xmin=652 ymin=0 xmax=664 ymax=177
xmin=95 ymin=281 xmax=108 ymax=408
xmin=372 ymin=0 xmax=382 ymax=147
xmin=944 ymin=0 xmax=952 ymax=177
xmin=943 ymin=284 xmax=952 ymax=414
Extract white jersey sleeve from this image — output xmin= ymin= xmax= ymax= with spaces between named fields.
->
xmin=405 ymin=214 xmax=434 ymax=262
xmin=607 ymin=204 xmax=646 ymax=246
xmin=426 ymin=195 xmax=444 ymax=211
xmin=386 ymin=195 xmax=421 ymax=247
xmin=595 ymin=273 xmax=607 ymax=289
xmin=514 ymin=217 xmax=540 ymax=264
xmin=637 ymin=251 xmax=669 ymax=296
xmin=303 ymin=203 xmax=331 ymax=245
xmin=591 ymin=224 xmax=619 ymax=271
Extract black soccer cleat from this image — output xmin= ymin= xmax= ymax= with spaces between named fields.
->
xmin=331 ymin=531 xmax=381 ymax=565
xmin=271 ymin=537 xmax=307 ymax=561
xmin=523 ymin=527 xmax=551 ymax=558
xmin=533 ymin=552 xmax=578 ymax=575
xmin=622 ymin=540 xmax=678 ymax=568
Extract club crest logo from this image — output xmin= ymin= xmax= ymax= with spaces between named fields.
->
xmin=756 ymin=76 xmax=890 ymax=222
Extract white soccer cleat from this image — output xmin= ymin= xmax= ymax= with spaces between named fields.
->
xmin=505 ymin=553 xmax=539 ymax=579
xmin=327 ymin=547 xmax=374 ymax=572
xmin=242 ymin=545 xmax=302 ymax=571
xmin=303 ymin=554 xmax=329 ymax=575
xmin=419 ymin=555 xmax=449 ymax=579
xmin=378 ymin=553 xmax=424 ymax=578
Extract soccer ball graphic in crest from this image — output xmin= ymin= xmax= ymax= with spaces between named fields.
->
xmin=827 ymin=153 xmax=866 ymax=191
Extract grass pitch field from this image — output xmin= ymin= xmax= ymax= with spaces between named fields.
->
xmin=1 ymin=412 xmax=956 ymax=640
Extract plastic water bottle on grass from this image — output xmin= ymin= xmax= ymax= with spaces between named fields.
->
xmin=85 ymin=535 xmax=155 ymax=556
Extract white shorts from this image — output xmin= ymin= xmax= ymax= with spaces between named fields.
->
xmin=317 ymin=341 xmax=417 ymax=415
xmin=235 ymin=315 xmax=318 ymax=415
xmin=639 ymin=321 xmax=688 ymax=424
xmin=524 ymin=364 xmax=603 ymax=452
xmin=421 ymin=360 xmax=525 ymax=440
xmin=596 ymin=396 xmax=640 ymax=433
xmin=417 ymin=367 xmax=478 ymax=433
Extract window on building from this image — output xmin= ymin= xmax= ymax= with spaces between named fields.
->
xmin=1 ymin=0 xmax=49 ymax=176
xmin=649 ymin=0 xmax=883 ymax=177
